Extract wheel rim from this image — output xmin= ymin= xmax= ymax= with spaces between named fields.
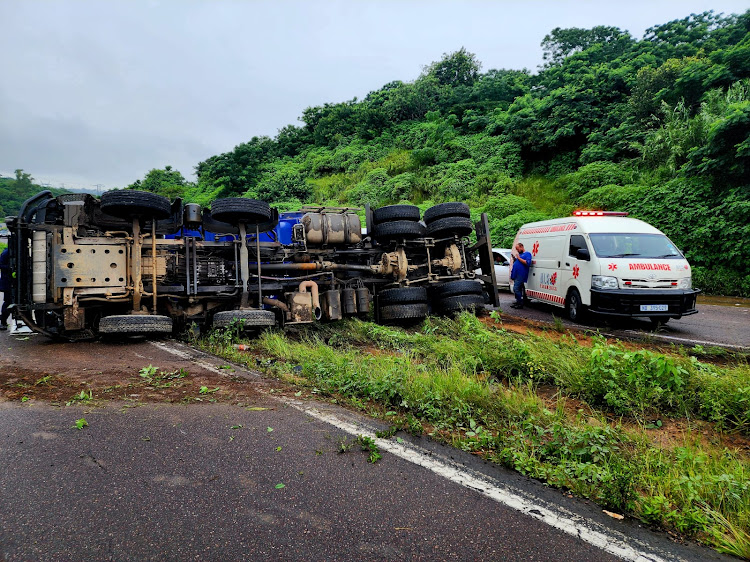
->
xmin=569 ymin=294 xmax=579 ymax=319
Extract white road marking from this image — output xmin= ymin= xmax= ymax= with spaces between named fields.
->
xmin=619 ymin=331 xmax=748 ymax=352
xmin=151 ymin=339 xmax=678 ymax=562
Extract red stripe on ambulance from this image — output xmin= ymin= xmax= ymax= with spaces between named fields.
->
xmin=519 ymin=223 xmax=577 ymax=235
xmin=526 ymin=289 xmax=565 ymax=305
xmin=628 ymin=263 xmax=671 ymax=271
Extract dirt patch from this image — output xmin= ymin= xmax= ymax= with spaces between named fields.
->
xmin=0 ymin=362 xmax=272 ymax=406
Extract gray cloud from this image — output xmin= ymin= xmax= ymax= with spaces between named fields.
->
xmin=1 ymin=0 xmax=747 ymax=189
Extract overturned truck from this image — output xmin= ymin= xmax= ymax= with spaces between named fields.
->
xmin=7 ymin=190 xmax=499 ymax=340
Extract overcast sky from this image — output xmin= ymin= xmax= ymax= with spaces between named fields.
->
xmin=1 ymin=0 xmax=748 ymax=190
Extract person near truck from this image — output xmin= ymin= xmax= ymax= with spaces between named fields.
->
xmin=0 ymin=248 xmax=11 ymax=329
xmin=510 ymin=242 xmax=532 ymax=309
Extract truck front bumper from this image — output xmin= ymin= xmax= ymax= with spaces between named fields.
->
xmin=589 ymin=288 xmax=700 ymax=318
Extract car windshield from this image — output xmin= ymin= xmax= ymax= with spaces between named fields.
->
xmin=589 ymin=233 xmax=684 ymax=259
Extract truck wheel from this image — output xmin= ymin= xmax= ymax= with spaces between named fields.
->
xmin=426 ymin=216 xmax=473 ymax=239
xmin=100 ymin=190 xmax=172 ymax=220
xmin=438 ymin=294 xmax=484 ymax=315
xmin=372 ymin=220 xmax=426 ymax=242
xmin=423 ymin=202 xmax=470 ymax=224
xmin=373 ymin=205 xmax=420 ymax=224
xmin=211 ymin=198 xmax=272 ymax=224
xmin=379 ymin=286 xmax=428 ymax=304
xmin=379 ymin=303 xmax=429 ymax=322
xmin=213 ymin=309 xmax=276 ymax=328
xmin=98 ymin=314 xmax=173 ymax=335
xmin=433 ymin=280 xmax=483 ymax=299
xmin=566 ymin=289 xmax=585 ymax=323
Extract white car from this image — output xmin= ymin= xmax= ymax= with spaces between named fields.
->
xmin=476 ymin=248 xmax=512 ymax=290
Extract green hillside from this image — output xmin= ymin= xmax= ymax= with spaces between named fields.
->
xmin=0 ymin=170 xmax=70 ymax=217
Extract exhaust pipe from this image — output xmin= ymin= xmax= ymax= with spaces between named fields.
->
xmin=298 ymin=281 xmax=322 ymax=320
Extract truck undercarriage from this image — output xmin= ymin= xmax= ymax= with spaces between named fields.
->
xmin=7 ymin=190 xmax=498 ymax=340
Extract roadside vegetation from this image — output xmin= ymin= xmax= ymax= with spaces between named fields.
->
xmin=198 ymin=315 xmax=750 ymax=557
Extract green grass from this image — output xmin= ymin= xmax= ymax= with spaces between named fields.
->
xmin=198 ymin=315 xmax=750 ymax=555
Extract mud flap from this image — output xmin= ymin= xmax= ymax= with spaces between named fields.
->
xmin=469 ymin=213 xmax=499 ymax=307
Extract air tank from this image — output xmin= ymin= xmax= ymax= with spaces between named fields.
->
xmin=302 ymin=212 xmax=362 ymax=246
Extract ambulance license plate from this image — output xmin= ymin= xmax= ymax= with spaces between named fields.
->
xmin=640 ymin=304 xmax=668 ymax=312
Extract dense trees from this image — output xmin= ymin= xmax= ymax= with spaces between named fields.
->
xmin=0 ymin=170 xmax=69 ymax=216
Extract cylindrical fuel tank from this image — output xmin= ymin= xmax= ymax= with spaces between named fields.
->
xmin=184 ymin=203 xmax=202 ymax=225
xmin=355 ymin=287 xmax=370 ymax=314
xmin=341 ymin=288 xmax=357 ymax=315
xmin=302 ymin=212 xmax=362 ymax=246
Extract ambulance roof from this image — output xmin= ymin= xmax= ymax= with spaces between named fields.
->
xmin=518 ymin=216 xmax=663 ymax=236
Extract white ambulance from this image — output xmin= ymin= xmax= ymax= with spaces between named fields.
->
xmin=512 ymin=211 xmax=699 ymax=324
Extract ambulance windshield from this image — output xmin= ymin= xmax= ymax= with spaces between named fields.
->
xmin=589 ymin=233 xmax=684 ymax=259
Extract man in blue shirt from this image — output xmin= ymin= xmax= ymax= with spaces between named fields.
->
xmin=0 ymin=248 xmax=11 ymax=329
xmin=510 ymin=242 xmax=532 ymax=309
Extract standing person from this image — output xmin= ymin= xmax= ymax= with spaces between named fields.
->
xmin=0 ymin=248 xmax=11 ymax=329
xmin=510 ymin=242 xmax=532 ymax=309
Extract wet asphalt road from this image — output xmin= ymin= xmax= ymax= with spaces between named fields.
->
xmin=494 ymin=290 xmax=750 ymax=350
xmin=0 ymin=334 xmax=728 ymax=561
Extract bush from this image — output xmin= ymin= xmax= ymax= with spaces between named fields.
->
xmin=490 ymin=210 xmax=550 ymax=248
xmin=348 ymin=168 xmax=390 ymax=207
xmin=692 ymin=267 xmax=750 ymax=298
xmin=384 ymin=173 xmax=416 ymax=202
xmin=582 ymin=344 xmax=689 ymax=415
xmin=481 ymin=194 xmax=535 ymax=221
xmin=578 ymin=184 xmax=647 ymax=210
xmin=249 ymin=163 xmax=312 ymax=202
xmin=437 ymin=159 xmax=479 ymax=201
xmin=556 ymin=161 xmax=633 ymax=199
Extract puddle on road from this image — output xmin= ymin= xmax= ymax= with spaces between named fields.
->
xmin=697 ymin=295 xmax=750 ymax=308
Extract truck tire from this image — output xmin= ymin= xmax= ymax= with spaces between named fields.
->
xmin=211 ymin=198 xmax=272 ymax=224
xmin=100 ymin=190 xmax=172 ymax=220
xmin=566 ymin=289 xmax=586 ymax=323
xmin=98 ymin=314 xmax=173 ymax=334
xmin=372 ymin=220 xmax=426 ymax=242
xmin=379 ymin=286 xmax=428 ymax=304
xmin=373 ymin=205 xmax=421 ymax=224
xmin=438 ymin=294 xmax=484 ymax=314
xmin=426 ymin=216 xmax=474 ymax=239
xmin=379 ymin=303 xmax=429 ymax=322
xmin=213 ymin=309 xmax=276 ymax=328
xmin=433 ymin=280 xmax=483 ymax=299
xmin=423 ymin=202 xmax=470 ymax=224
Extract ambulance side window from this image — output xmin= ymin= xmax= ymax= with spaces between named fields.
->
xmin=569 ymin=235 xmax=587 ymax=257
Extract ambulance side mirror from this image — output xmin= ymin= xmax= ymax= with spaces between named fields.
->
xmin=576 ymin=248 xmax=591 ymax=261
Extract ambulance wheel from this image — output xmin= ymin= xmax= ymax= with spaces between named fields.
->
xmin=566 ymin=289 xmax=585 ymax=323
xmin=649 ymin=317 xmax=670 ymax=328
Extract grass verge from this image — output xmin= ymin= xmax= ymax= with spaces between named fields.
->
xmin=197 ymin=314 xmax=750 ymax=557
